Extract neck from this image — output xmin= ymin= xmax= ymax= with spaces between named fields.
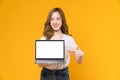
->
xmin=54 ymin=29 xmax=63 ymax=36
xmin=51 ymin=29 xmax=63 ymax=40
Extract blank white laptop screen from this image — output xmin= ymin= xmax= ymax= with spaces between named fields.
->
xmin=35 ymin=40 xmax=65 ymax=64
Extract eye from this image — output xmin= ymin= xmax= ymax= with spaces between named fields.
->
xmin=57 ymin=17 xmax=61 ymax=20
xmin=57 ymin=18 xmax=60 ymax=20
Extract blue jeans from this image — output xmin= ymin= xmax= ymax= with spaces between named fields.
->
xmin=40 ymin=67 xmax=70 ymax=80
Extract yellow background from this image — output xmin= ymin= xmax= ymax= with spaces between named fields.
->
xmin=0 ymin=0 xmax=120 ymax=80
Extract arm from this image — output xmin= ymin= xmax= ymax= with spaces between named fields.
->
xmin=73 ymin=47 xmax=84 ymax=64
xmin=38 ymin=64 xmax=48 ymax=67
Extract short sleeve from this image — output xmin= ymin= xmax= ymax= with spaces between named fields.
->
xmin=67 ymin=36 xmax=77 ymax=51
xmin=40 ymin=36 xmax=46 ymax=40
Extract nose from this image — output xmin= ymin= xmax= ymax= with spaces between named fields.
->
xmin=53 ymin=19 xmax=57 ymax=23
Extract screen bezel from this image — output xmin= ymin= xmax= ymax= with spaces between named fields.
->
xmin=35 ymin=40 xmax=65 ymax=60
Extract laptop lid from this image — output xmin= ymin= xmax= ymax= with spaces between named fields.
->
xmin=35 ymin=40 xmax=65 ymax=64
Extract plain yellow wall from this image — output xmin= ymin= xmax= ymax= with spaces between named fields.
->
xmin=0 ymin=0 xmax=120 ymax=80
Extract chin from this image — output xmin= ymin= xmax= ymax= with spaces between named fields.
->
xmin=53 ymin=28 xmax=60 ymax=31
xmin=53 ymin=28 xmax=59 ymax=30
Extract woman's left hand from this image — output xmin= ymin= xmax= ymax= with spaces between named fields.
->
xmin=73 ymin=47 xmax=84 ymax=64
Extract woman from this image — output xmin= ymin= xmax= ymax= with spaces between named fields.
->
xmin=39 ymin=7 xmax=84 ymax=80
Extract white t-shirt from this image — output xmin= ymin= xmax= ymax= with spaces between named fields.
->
xmin=40 ymin=34 xmax=78 ymax=70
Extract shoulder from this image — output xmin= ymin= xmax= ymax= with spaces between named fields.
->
xmin=63 ymin=34 xmax=73 ymax=39
xmin=40 ymin=36 xmax=46 ymax=40
xmin=64 ymin=34 xmax=75 ymax=43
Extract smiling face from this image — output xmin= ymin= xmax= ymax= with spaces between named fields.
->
xmin=43 ymin=8 xmax=68 ymax=40
xmin=50 ymin=11 xmax=62 ymax=31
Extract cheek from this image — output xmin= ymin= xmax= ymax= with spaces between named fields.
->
xmin=59 ymin=20 xmax=62 ymax=26
xmin=50 ymin=21 xmax=53 ymax=26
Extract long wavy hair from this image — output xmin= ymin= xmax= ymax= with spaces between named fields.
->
xmin=43 ymin=7 xmax=69 ymax=40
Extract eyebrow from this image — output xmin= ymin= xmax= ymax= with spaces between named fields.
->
xmin=51 ymin=17 xmax=61 ymax=20
xmin=51 ymin=16 xmax=61 ymax=18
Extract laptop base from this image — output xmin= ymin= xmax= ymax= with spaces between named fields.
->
xmin=35 ymin=60 xmax=65 ymax=64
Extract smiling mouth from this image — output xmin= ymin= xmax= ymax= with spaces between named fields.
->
xmin=53 ymin=25 xmax=59 ymax=28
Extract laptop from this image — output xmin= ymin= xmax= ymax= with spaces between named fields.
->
xmin=35 ymin=40 xmax=65 ymax=64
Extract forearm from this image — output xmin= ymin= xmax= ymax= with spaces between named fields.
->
xmin=73 ymin=48 xmax=84 ymax=64
xmin=38 ymin=64 xmax=48 ymax=67
xmin=77 ymin=54 xmax=84 ymax=64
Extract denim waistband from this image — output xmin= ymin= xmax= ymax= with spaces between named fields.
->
xmin=43 ymin=67 xmax=68 ymax=73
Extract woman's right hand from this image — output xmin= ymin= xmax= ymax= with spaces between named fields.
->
xmin=38 ymin=64 xmax=48 ymax=67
